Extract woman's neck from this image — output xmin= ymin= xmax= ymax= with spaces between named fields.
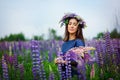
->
xmin=69 ymin=33 xmax=76 ymax=40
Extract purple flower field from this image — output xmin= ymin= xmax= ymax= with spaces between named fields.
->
xmin=0 ymin=32 xmax=120 ymax=80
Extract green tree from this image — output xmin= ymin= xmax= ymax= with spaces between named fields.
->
xmin=0 ymin=33 xmax=25 ymax=41
xmin=33 ymin=34 xmax=44 ymax=40
xmin=94 ymin=28 xmax=120 ymax=39
xmin=93 ymin=32 xmax=104 ymax=39
xmin=110 ymin=28 xmax=120 ymax=38
xmin=48 ymin=28 xmax=62 ymax=40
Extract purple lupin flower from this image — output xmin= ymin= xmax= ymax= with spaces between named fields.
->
xmin=95 ymin=41 xmax=104 ymax=68
xmin=18 ymin=40 xmax=23 ymax=55
xmin=3 ymin=54 xmax=9 ymax=64
xmin=11 ymin=54 xmax=18 ymax=78
xmin=39 ymin=58 xmax=46 ymax=80
xmin=113 ymin=39 xmax=120 ymax=65
xmin=18 ymin=63 xmax=24 ymax=80
xmin=49 ymin=72 xmax=55 ymax=80
xmin=112 ymin=39 xmax=120 ymax=73
xmin=56 ymin=46 xmax=96 ymax=79
xmin=111 ymin=39 xmax=119 ymax=65
xmin=4 ymin=54 xmax=17 ymax=71
xmin=104 ymin=32 xmax=114 ymax=66
xmin=84 ymin=52 xmax=96 ymax=65
xmin=104 ymin=31 xmax=112 ymax=57
xmin=31 ymin=40 xmax=46 ymax=80
xmin=0 ymin=41 xmax=8 ymax=52
xmin=65 ymin=51 xmax=72 ymax=80
xmin=48 ymin=65 xmax=55 ymax=80
xmin=31 ymin=40 xmax=41 ymax=80
xmin=56 ymin=51 xmax=64 ymax=80
xmin=66 ymin=46 xmax=97 ymax=80
xmin=100 ymin=40 xmax=106 ymax=64
xmin=13 ymin=54 xmax=18 ymax=69
xmin=94 ymin=51 xmax=99 ymax=64
xmin=2 ymin=56 xmax=9 ymax=80
xmin=0 ymin=59 xmax=2 ymax=80
xmin=8 ymin=55 xmax=14 ymax=67
xmin=95 ymin=41 xmax=105 ymax=79
xmin=59 ymin=13 xmax=86 ymax=28
xmin=48 ymin=47 xmax=53 ymax=62
xmin=64 ymin=50 xmax=86 ymax=80
xmin=76 ymin=54 xmax=86 ymax=80
xmin=12 ymin=42 xmax=16 ymax=54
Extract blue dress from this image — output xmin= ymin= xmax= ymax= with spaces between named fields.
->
xmin=61 ymin=39 xmax=85 ymax=77
xmin=62 ymin=39 xmax=85 ymax=54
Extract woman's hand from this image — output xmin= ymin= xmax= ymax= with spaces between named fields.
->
xmin=54 ymin=57 xmax=67 ymax=64
xmin=70 ymin=47 xmax=85 ymax=57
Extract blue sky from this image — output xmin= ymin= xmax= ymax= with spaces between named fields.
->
xmin=0 ymin=0 xmax=120 ymax=39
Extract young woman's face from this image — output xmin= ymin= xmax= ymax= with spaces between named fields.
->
xmin=67 ymin=18 xmax=79 ymax=34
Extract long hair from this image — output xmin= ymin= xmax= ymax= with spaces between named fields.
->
xmin=63 ymin=17 xmax=84 ymax=42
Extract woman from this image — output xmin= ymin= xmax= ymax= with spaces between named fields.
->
xmin=55 ymin=13 xmax=87 ymax=79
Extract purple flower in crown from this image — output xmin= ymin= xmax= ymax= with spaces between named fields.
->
xmin=59 ymin=12 xmax=87 ymax=28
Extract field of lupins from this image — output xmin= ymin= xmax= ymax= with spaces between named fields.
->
xmin=0 ymin=31 xmax=120 ymax=80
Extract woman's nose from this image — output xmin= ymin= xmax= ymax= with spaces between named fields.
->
xmin=70 ymin=24 xmax=74 ymax=28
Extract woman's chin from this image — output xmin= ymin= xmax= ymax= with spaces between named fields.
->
xmin=69 ymin=31 xmax=76 ymax=34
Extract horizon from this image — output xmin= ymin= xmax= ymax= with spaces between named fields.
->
xmin=0 ymin=0 xmax=120 ymax=40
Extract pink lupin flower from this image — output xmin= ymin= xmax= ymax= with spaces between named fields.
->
xmin=54 ymin=46 xmax=96 ymax=64
xmin=108 ymin=78 xmax=114 ymax=80
xmin=90 ymin=64 xmax=95 ymax=79
xmin=68 ymin=46 xmax=96 ymax=57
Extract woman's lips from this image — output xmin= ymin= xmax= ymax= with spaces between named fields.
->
xmin=69 ymin=29 xmax=74 ymax=31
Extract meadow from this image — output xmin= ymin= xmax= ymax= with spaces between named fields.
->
xmin=0 ymin=32 xmax=120 ymax=80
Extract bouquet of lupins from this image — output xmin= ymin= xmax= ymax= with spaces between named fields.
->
xmin=54 ymin=46 xmax=96 ymax=79
xmin=54 ymin=46 xmax=96 ymax=64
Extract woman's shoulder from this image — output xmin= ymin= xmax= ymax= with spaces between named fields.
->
xmin=74 ymin=39 xmax=82 ymax=42
xmin=75 ymin=39 xmax=85 ymax=47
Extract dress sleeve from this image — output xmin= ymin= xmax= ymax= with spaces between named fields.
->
xmin=75 ymin=39 xmax=85 ymax=47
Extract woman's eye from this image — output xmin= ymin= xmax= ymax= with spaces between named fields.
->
xmin=73 ymin=23 xmax=77 ymax=26
xmin=68 ymin=22 xmax=77 ymax=26
xmin=68 ymin=23 xmax=71 ymax=25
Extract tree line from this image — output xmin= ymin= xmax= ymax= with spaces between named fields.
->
xmin=94 ymin=28 xmax=120 ymax=39
xmin=0 ymin=28 xmax=120 ymax=42
xmin=0 ymin=28 xmax=62 ymax=41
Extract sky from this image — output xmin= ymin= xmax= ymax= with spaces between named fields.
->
xmin=0 ymin=0 xmax=120 ymax=40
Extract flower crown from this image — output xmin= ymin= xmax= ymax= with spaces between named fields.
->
xmin=59 ymin=13 xmax=86 ymax=28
